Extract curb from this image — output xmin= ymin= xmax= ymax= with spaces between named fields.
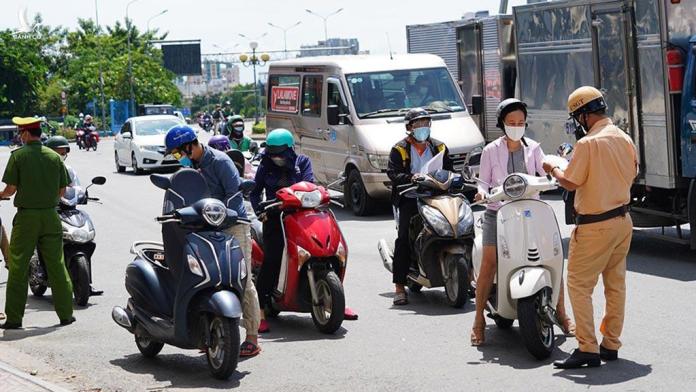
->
xmin=0 ymin=360 xmax=72 ymax=392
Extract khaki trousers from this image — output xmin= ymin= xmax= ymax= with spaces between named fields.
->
xmin=226 ymin=225 xmax=260 ymax=337
xmin=567 ymin=215 xmax=632 ymax=353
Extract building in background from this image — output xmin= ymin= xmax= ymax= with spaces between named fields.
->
xmin=299 ymin=38 xmax=359 ymax=57
xmin=176 ymin=63 xmax=241 ymax=98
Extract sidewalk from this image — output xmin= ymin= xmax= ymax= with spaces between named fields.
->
xmin=0 ymin=361 xmax=72 ymax=392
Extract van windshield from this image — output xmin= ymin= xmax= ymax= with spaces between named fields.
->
xmin=345 ymin=67 xmax=465 ymax=119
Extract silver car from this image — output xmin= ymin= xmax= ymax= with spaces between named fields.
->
xmin=114 ymin=115 xmax=184 ymax=174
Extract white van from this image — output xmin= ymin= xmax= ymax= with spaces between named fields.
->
xmin=266 ymin=54 xmax=485 ymax=215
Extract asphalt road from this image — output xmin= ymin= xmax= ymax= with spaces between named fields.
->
xmin=0 ymin=139 xmax=695 ymax=391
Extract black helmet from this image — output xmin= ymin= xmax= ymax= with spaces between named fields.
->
xmin=404 ymin=107 xmax=431 ymax=127
xmin=496 ymin=98 xmax=528 ymax=129
xmin=45 ymin=135 xmax=70 ymax=152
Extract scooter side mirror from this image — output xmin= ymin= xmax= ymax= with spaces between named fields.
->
xmin=150 ymin=174 xmax=171 ymax=190
xmin=91 ymin=176 xmax=106 ymax=185
xmin=260 ymin=141 xmax=267 ymax=148
xmin=249 ymin=141 xmax=259 ymax=154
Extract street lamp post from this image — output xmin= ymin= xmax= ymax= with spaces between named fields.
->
xmin=305 ymin=8 xmax=344 ymax=42
xmin=239 ymin=42 xmax=270 ymax=125
xmin=95 ymin=0 xmax=107 ymax=133
xmin=126 ymin=0 xmax=140 ymax=118
xmin=268 ymin=21 xmax=301 ymax=59
xmin=146 ymin=9 xmax=168 ymax=33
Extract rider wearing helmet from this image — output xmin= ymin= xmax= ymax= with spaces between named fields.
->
xmin=44 ymin=135 xmax=104 ymax=296
xmin=208 ymin=135 xmax=231 ymax=152
xmin=225 ymin=115 xmax=252 ymax=152
xmin=386 ymin=108 xmax=453 ymax=306
xmin=470 ymin=98 xmax=573 ymax=346
xmin=250 ymin=128 xmax=314 ymax=332
xmin=165 ymin=125 xmax=262 ymax=357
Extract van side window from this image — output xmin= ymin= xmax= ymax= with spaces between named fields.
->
xmin=327 ymin=80 xmax=347 ymax=112
xmin=268 ymin=75 xmax=301 ymax=113
xmin=302 ymin=75 xmax=323 ymax=117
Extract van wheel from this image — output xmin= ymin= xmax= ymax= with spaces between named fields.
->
xmin=345 ymin=170 xmax=375 ymax=216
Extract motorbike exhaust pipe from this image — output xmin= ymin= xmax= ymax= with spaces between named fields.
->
xmin=111 ymin=306 xmax=134 ymax=331
xmin=377 ymin=239 xmax=394 ymax=273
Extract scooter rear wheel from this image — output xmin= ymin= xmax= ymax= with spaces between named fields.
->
xmin=310 ymin=270 xmax=345 ymax=334
xmin=517 ymin=292 xmax=555 ymax=360
xmin=71 ymin=255 xmax=91 ymax=307
xmin=206 ymin=316 xmax=240 ymax=380
xmin=135 ymin=333 xmax=164 ymax=358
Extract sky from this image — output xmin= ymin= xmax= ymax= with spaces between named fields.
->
xmin=1 ymin=0 xmax=529 ymax=83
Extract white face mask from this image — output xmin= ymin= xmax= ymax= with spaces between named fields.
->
xmin=60 ymin=154 xmax=67 ymax=162
xmin=505 ymin=125 xmax=525 ymax=141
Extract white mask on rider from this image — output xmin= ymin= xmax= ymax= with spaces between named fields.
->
xmin=60 ymin=154 xmax=67 ymax=162
xmin=504 ymin=125 xmax=525 ymax=142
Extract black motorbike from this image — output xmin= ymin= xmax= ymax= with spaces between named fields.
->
xmin=29 ymin=176 xmax=106 ymax=306
xmin=199 ymin=114 xmax=213 ymax=132
xmin=111 ymin=169 xmax=253 ymax=380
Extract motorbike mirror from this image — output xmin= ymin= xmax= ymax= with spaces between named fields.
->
xmin=260 ymin=141 xmax=267 ymax=148
xmin=121 ymin=132 xmax=132 ymax=139
xmin=150 ymin=174 xmax=171 ymax=190
xmin=91 ymin=176 xmax=106 ymax=185
xmin=249 ymin=141 xmax=259 ymax=154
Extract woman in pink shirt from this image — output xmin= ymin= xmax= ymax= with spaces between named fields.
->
xmin=471 ymin=99 xmax=575 ymax=346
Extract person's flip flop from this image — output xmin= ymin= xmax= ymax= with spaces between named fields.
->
xmin=393 ymin=292 xmax=408 ymax=306
xmin=240 ymin=341 xmax=261 ymax=357
xmin=470 ymin=326 xmax=485 ymax=346
xmin=0 ymin=312 xmax=5 ymax=321
xmin=344 ymin=307 xmax=358 ymax=320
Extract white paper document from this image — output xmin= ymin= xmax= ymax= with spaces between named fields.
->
xmin=420 ymin=150 xmax=445 ymax=174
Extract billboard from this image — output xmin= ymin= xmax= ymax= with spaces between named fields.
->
xmin=270 ymin=86 xmax=300 ymax=113
xmin=162 ymin=43 xmax=202 ymax=76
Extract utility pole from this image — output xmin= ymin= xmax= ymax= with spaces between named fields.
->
xmin=126 ymin=0 xmax=140 ymax=117
xmin=95 ymin=0 xmax=107 ymax=133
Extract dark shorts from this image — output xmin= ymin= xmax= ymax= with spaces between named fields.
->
xmin=482 ymin=209 xmax=498 ymax=247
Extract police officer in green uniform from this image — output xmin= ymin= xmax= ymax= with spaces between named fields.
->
xmin=0 ymin=117 xmax=75 ymax=329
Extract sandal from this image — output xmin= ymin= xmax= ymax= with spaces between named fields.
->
xmin=470 ymin=324 xmax=485 ymax=346
xmin=344 ymin=307 xmax=358 ymax=320
xmin=393 ymin=292 xmax=408 ymax=306
xmin=240 ymin=341 xmax=261 ymax=357
xmin=560 ymin=317 xmax=576 ymax=336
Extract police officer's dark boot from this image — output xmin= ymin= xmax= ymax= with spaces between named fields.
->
xmin=59 ymin=316 xmax=76 ymax=326
xmin=553 ymin=349 xmax=601 ymax=369
xmin=90 ymin=285 xmax=104 ymax=296
xmin=600 ymin=345 xmax=619 ymax=361
xmin=0 ymin=321 xmax=22 ymax=330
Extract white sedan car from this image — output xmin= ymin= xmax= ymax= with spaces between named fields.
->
xmin=114 ymin=115 xmax=185 ymax=174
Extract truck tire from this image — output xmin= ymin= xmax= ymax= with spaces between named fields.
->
xmin=345 ymin=170 xmax=376 ymax=216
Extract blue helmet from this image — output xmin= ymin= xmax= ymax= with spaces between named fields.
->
xmin=165 ymin=125 xmax=197 ymax=153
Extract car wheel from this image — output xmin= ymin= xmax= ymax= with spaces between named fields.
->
xmin=132 ymin=153 xmax=143 ymax=175
xmin=345 ymin=170 xmax=376 ymax=216
xmin=115 ymin=152 xmax=125 ymax=173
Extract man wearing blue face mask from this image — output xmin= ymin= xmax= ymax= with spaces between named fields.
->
xmin=386 ymin=108 xmax=453 ymax=305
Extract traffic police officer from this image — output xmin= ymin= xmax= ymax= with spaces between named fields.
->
xmin=543 ymin=87 xmax=637 ymax=368
xmin=0 ymin=117 xmax=75 ymax=329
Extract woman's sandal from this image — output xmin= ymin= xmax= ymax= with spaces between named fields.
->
xmin=240 ymin=341 xmax=261 ymax=357
xmin=470 ymin=325 xmax=485 ymax=346
xmin=393 ymin=292 xmax=408 ymax=306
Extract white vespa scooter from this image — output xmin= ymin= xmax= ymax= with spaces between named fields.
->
xmin=469 ymin=157 xmax=567 ymax=359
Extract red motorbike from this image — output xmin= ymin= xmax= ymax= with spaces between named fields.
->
xmin=252 ymin=181 xmax=348 ymax=334
xmin=75 ymin=129 xmax=86 ymax=150
xmin=83 ymin=126 xmax=99 ymax=151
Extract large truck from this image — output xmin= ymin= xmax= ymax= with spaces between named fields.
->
xmin=407 ymin=14 xmax=516 ymax=140
xmin=513 ymin=0 xmax=696 ymax=247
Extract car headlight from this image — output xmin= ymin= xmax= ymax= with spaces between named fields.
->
xmin=63 ymin=227 xmax=95 ymax=243
xmin=202 ymin=200 xmax=227 ymax=227
xmin=503 ymin=174 xmax=527 ymax=199
xmin=367 ymin=153 xmax=390 ymax=170
xmin=456 ymin=202 xmax=474 ymax=236
xmin=187 ymin=254 xmax=204 ymax=277
xmin=140 ymin=145 xmax=159 ymax=152
xmin=295 ymin=190 xmax=322 ymax=208
xmin=420 ymin=205 xmax=454 ymax=237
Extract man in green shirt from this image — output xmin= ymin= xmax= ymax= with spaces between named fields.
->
xmin=0 ymin=117 xmax=75 ymax=329
xmin=226 ymin=116 xmax=252 ymax=152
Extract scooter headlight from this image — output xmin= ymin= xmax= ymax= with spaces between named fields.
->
xmin=421 ymin=205 xmax=454 ymax=237
xmin=63 ymin=226 xmax=95 ymax=244
xmin=456 ymin=202 xmax=474 ymax=236
xmin=503 ymin=174 xmax=527 ymax=199
xmin=187 ymin=254 xmax=204 ymax=277
xmin=294 ymin=190 xmax=322 ymax=208
xmin=202 ymin=200 xmax=227 ymax=227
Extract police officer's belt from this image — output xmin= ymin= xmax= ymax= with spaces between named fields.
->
xmin=575 ymin=205 xmax=629 ymax=225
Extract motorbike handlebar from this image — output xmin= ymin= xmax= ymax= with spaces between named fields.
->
xmin=155 ymin=214 xmax=177 ymax=222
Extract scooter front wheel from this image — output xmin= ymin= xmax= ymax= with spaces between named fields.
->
xmin=444 ymin=256 xmax=469 ymax=308
xmin=70 ymin=255 xmax=91 ymax=306
xmin=311 ymin=270 xmax=345 ymax=334
xmin=517 ymin=292 xmax=555 ymax=360
xmin=206 ymin=316 xmax=240 ymax=380
xmin=135 ymin=333 xmax=164 ymax=358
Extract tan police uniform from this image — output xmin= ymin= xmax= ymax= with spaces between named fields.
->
xmin=563 ymin=117 xmax=637 ymax=354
